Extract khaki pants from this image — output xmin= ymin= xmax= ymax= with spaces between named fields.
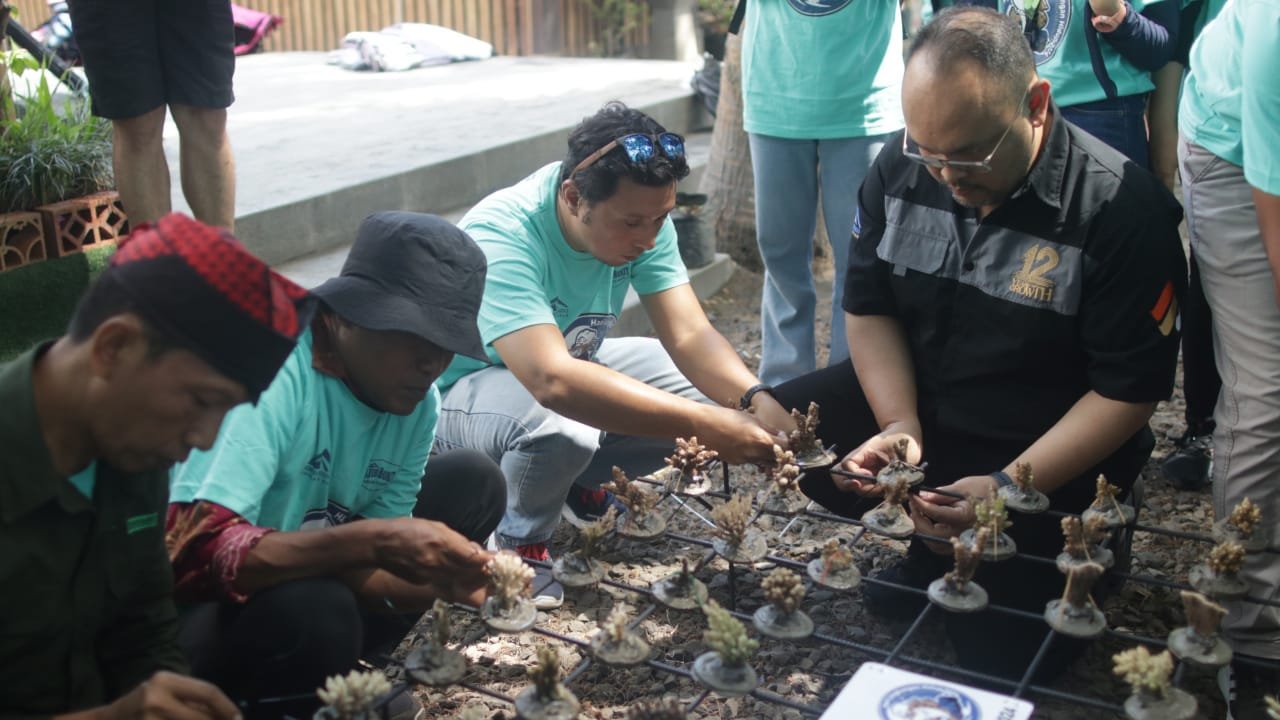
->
xmin=1180 ymin=137 xmax=1280 ymax=659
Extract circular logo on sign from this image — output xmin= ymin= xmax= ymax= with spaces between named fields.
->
xmin=1004 ymin=0 xmax=1071 ymax=64
xmin=786 ymin=0 xmax=853 ymax=17
xmin=879 ymin=683 xmax=981 ymax=720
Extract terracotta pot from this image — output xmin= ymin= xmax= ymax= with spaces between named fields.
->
xmin=38 ymin=190 xmax=129 ymax=258
xmin=0 ymin=211 xmax=48 ymax=272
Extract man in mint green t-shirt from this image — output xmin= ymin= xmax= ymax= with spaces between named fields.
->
xmin=740 ymin=0 xmax=905 ymax=386
xmin=1178 ymin=0 xmax=1280 ymax=713
xmin=167 ymin=212 xmax=505 ymax=720
xmin=435 ymin=103 xmax=796 ymax=608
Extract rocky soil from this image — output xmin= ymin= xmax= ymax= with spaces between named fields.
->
xmin=402 ymin=264 xmax=1224 ymax=720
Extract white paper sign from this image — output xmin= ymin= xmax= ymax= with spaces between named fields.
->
xmin=819 ymin=662 xmax=1035 ymax=720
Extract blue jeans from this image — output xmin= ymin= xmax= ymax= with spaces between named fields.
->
xmin=748 ymin=133 xmax=890 ymax=386
xmin=1060 ymin=94 xmax=1150 ymax=168
xmin=433 ymin=337 xmax=708 ymax=548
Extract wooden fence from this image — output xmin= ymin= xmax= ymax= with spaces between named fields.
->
xmin=11 ymin=0 xmax=650 ymax=57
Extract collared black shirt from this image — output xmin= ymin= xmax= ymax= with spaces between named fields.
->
xmin=845 ymin=106 xmax=1186 ymax=449
xmin=0 ymin=347 xmax=186 ymax=719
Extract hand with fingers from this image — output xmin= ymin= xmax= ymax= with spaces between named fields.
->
xmin=101 ymin=671 xmax=241 ymax=720
xmin=829 ymin=431 xmax=922 ymax=497
xmin=699 ymin=405 xmax=791 ymax=466
xmin=908 ymin=474 xmax=996 ymax=554
xmin=372 ymin=517 xmax=492 ymax=588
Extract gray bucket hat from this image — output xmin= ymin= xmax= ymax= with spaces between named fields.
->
xmin=311 ymin=212 xmax=487 ymax=360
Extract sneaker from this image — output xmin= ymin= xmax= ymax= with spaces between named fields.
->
xmin=1219 ymin=662 xmax=1280 ymax=720
xmin=561 ymin=485 xmax=627 ymax=529
xmin=1162 ymin=433 xmax=1212 ymax=491
xmin=514 ymin=542 xmax=564 ymax=610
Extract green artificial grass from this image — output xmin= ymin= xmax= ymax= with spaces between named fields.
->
xmin=0 ymin=245 xmax=115 ymax=361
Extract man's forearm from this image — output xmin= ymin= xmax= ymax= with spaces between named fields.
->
xmin=845 ymin=313 xmax=921 ymax=439
xmin=236 ymin=521 xmax=381 ymax=594
xmin=529 ymin=357 xmax=713 ymax=439
xmin=340 ymin=568 xmax=482 ymax=611
xmin=663 ymin=324 xmax=764 ymax=409
xmin=1002 ymin=391 xmax=1154 ymax=494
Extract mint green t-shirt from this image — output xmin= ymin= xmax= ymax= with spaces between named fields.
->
xmin=438 ymin=162 xmax=689 ymax=391
xmin=1180 ymin=0 xmax=1280 ymax=194
xmin=170 ymin=329 xmax=439 ymax=530
xmin=741 ymin=0 xmax=904 ymax=139
xmin=998 ymin=0 xmax=1167 ymax=106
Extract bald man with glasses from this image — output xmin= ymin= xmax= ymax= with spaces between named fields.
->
xmin=770 ymin=6 xmax=1186 ymax=683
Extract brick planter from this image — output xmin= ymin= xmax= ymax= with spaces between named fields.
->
xmin=38 ymin=190 xmax=129 ymax=258
xmin=0 ymin=211 xmax=48 ymax=272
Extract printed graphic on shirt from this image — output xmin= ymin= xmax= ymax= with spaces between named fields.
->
xmin=786 ymin=0 xmax=852 ymax=17
xmin=1149 ymin=280 xmax=1179 ymax=336
xmin=852 ymin=208 xmax=863 ymax=239
xmin=1009 ymin=244 xmax=1060 ymax=303
xmin=300 ymin=499 xmax=353 ymax=529
xmin=361 ymin=458 xmax=404 ymax=493
xmin=612 ymin=265 xmax=631 ymax=286
xmin=303 ymin=449 xmax=331 ymax=483
xmin=550 ymin=297 xmax=570 ymax=321
xmin=1004 ymin=0 xmax=1070 ymax=63
xmin=564 ymin=313 xmax=615 ymax=360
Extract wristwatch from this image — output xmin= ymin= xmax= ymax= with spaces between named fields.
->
xmin=990 ymin=470 xmax=1015 ymax=489
xmin=738 ymin=383 xmax=773 ymax=411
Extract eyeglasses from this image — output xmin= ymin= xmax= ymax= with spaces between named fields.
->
xmin=572 ymin=132 xmax=686 ymax=176
xmin=901 ymin=88 xmax=1031 ymax=174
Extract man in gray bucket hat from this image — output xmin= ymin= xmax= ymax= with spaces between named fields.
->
xmin=166 ymin=211 xmax=506 ymax=720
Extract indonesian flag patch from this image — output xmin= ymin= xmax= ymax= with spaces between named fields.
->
xmin=1150 ymin=280 xmax=1178 ymax=337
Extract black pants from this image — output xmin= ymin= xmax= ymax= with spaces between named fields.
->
xmin=177 ymin=448 xmax=506 ymax=719
xmin=1182 ymin=252 xmax=1221 ymax=435
xmin=773 ymin=364 xmax=1153 ymax=683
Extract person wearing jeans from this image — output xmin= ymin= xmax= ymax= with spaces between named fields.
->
xmin=1179 ymin=1 xmax=1280 ymax=713
xmin=434 ymin=103 xmax=797 ymax=609
xmin=741 ymin=0 xmax=904 ymax=386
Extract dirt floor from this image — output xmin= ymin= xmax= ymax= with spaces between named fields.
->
xmin=401 ymin=261 xmax=1223 ymax=720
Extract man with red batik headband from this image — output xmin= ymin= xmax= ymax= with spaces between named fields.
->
xmin=0 ymin=213 xmax=311 ymax=720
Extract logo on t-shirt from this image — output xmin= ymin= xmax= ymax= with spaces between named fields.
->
xmin=550 ymin=297 xmax=570 ymax=320
xmin=563 ymin=313 xmax=615 ymax=360
xmin=786 ymin=0 xmax=852 ymax=16
xmin=1009 ymin=243 xmax=1059 ymax=303
xmin=303 ymin=449 xmax=332 ymax=483
xmin=612 ymin=265 xmax=631 ymax=286
xmin=362 ymin=459 xmax=404 ymax=492
xmin=300 ymin=499 xmax=353 ymax=529
xmin=1004 ymin=0 xmax=1070 ymax=63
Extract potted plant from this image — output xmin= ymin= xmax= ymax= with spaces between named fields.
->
xmin=1 ymin=50 xmax=121 ymax=271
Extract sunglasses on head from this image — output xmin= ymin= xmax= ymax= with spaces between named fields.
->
xmin=572 ymin=132 xmax=686 ymax=176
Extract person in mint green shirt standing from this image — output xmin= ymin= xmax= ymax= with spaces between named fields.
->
xmin=435 ymin=103 xmax=797 ymax=609
xmin=167 ymin=212 xmax=505 ymax=720
xmin=1178 ymin=0 xmax=1280 ymax=714
xmin=740 ymin=0 xmax=904 ymax=386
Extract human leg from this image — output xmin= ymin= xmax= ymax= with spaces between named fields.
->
xmin=110 ymin=109 xmax=172 ymax=226
xmin=170 ymin=105 xmax=236 ymax=229
xmin=415 ymin=448 xmax=506 ymax=543
xmin=157 ymin=0 xmax=236 ymax=227
xmin=749 ymin=133 xmax=821 ymax=386
xmin=435 ymin=367 xmax=601 ymax=549
xmin=817 ymin=134 xmax=889 ymax=366
xmin=178 ymin=577 xmax=363 ymax=720
xmin=1181 ymin=138 xmax=1280 ymax=660
xmin=1163 ymin=250 xmax=1219 ymax=489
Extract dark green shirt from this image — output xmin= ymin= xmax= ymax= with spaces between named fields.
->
xmin=0 ymin=346 xmax=187 ymax=718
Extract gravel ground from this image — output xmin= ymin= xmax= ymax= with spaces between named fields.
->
xmin=403 ymin=262 xmax=1223 ymax=720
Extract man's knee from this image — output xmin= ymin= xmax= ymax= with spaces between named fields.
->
xmin=112 ymin=107 xmax=167 ymax=148
xmin=418 ymin=448 xmax=507 ymax=542
xmin=170 ymin=105 xmax=229 ymax=143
